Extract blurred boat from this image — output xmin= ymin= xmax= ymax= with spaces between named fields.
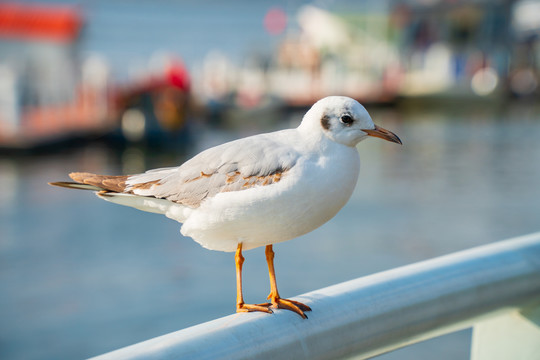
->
xmin=193 ymin=6 xmax=402 ymax=112
xmin=0 ymin=2 xmax=191 ymax=150
xmin=389 ymin=0 xmax=540 ymax=100
xmin=113 ymin=57 xmax=192 ymax=148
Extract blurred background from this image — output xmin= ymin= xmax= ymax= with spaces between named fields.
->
xmin=1 ymin=0 xmax=540 ymax=359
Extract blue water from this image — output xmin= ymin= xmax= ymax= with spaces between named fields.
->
xmin=1 ymin=102 xmax=540 ymax=359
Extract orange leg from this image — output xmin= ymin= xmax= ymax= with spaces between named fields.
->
xmin=259 ymin=244 xmax=311 ymax=319
xmin=235 ymin=243 xmax=273 ymax=314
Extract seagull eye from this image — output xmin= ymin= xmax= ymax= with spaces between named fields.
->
xmin=340 ymin=114 xmax=354 ymax=126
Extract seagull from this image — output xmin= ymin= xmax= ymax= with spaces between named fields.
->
xmin=49 ymin=96 xmax=401 ymax=319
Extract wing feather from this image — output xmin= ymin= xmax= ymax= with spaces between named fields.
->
xmin=126 ymin=130 xmax=300 ymax=207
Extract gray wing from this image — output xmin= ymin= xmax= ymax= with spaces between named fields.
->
xmin=125 ymin=131 xmax=300 ymax=207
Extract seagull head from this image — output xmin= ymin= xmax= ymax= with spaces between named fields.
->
xmin=300 ymin=96 xmax=402 ymax=147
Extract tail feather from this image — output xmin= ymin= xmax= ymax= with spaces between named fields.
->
xmin=96 ymin=191 xmax=172 ymax=215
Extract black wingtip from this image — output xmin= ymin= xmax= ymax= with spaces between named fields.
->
xmin=49 ymin=181 xmax=76 ymax=188
xmin=48 ymin=181 xmax=102 ymax=191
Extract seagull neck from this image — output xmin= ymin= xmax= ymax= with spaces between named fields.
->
xmin=296 ymin=126 xmax=336 ymax=153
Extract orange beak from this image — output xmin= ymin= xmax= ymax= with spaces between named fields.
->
xmin=363 ymin=125 xmax=402 ymax=145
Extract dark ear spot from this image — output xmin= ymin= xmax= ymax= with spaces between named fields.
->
xmin=321 ymin=115 xmax=331 ymax=130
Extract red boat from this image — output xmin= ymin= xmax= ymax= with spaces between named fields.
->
xmin=0 ymin=2 xmax=190 ymax=149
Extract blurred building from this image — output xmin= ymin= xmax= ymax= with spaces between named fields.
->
xmin=509 ymin=0 xmax=540 ymax=97
xmin=390 ymin=0 xmax=540 ymax=98
xmin=193 ymin=1 xmax=540 ymax=109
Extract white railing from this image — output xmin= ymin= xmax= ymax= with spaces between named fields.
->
xmin=91 ymin=232 xmax=540 ymax=360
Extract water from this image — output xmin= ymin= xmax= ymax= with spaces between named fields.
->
xmin=1 ymin=101 xmax=540 ymax=359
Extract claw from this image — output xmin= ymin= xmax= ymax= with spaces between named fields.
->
xmin=285 ymin=298 xmax=311 ymax=312
xmin=236 ymin=303 xmax=273 ymax=314
xmin=263 ymin=297 xmax=311 ymax=319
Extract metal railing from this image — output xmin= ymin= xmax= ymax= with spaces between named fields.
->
xmin=91 ymin=232 xmax=540 ymax=360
